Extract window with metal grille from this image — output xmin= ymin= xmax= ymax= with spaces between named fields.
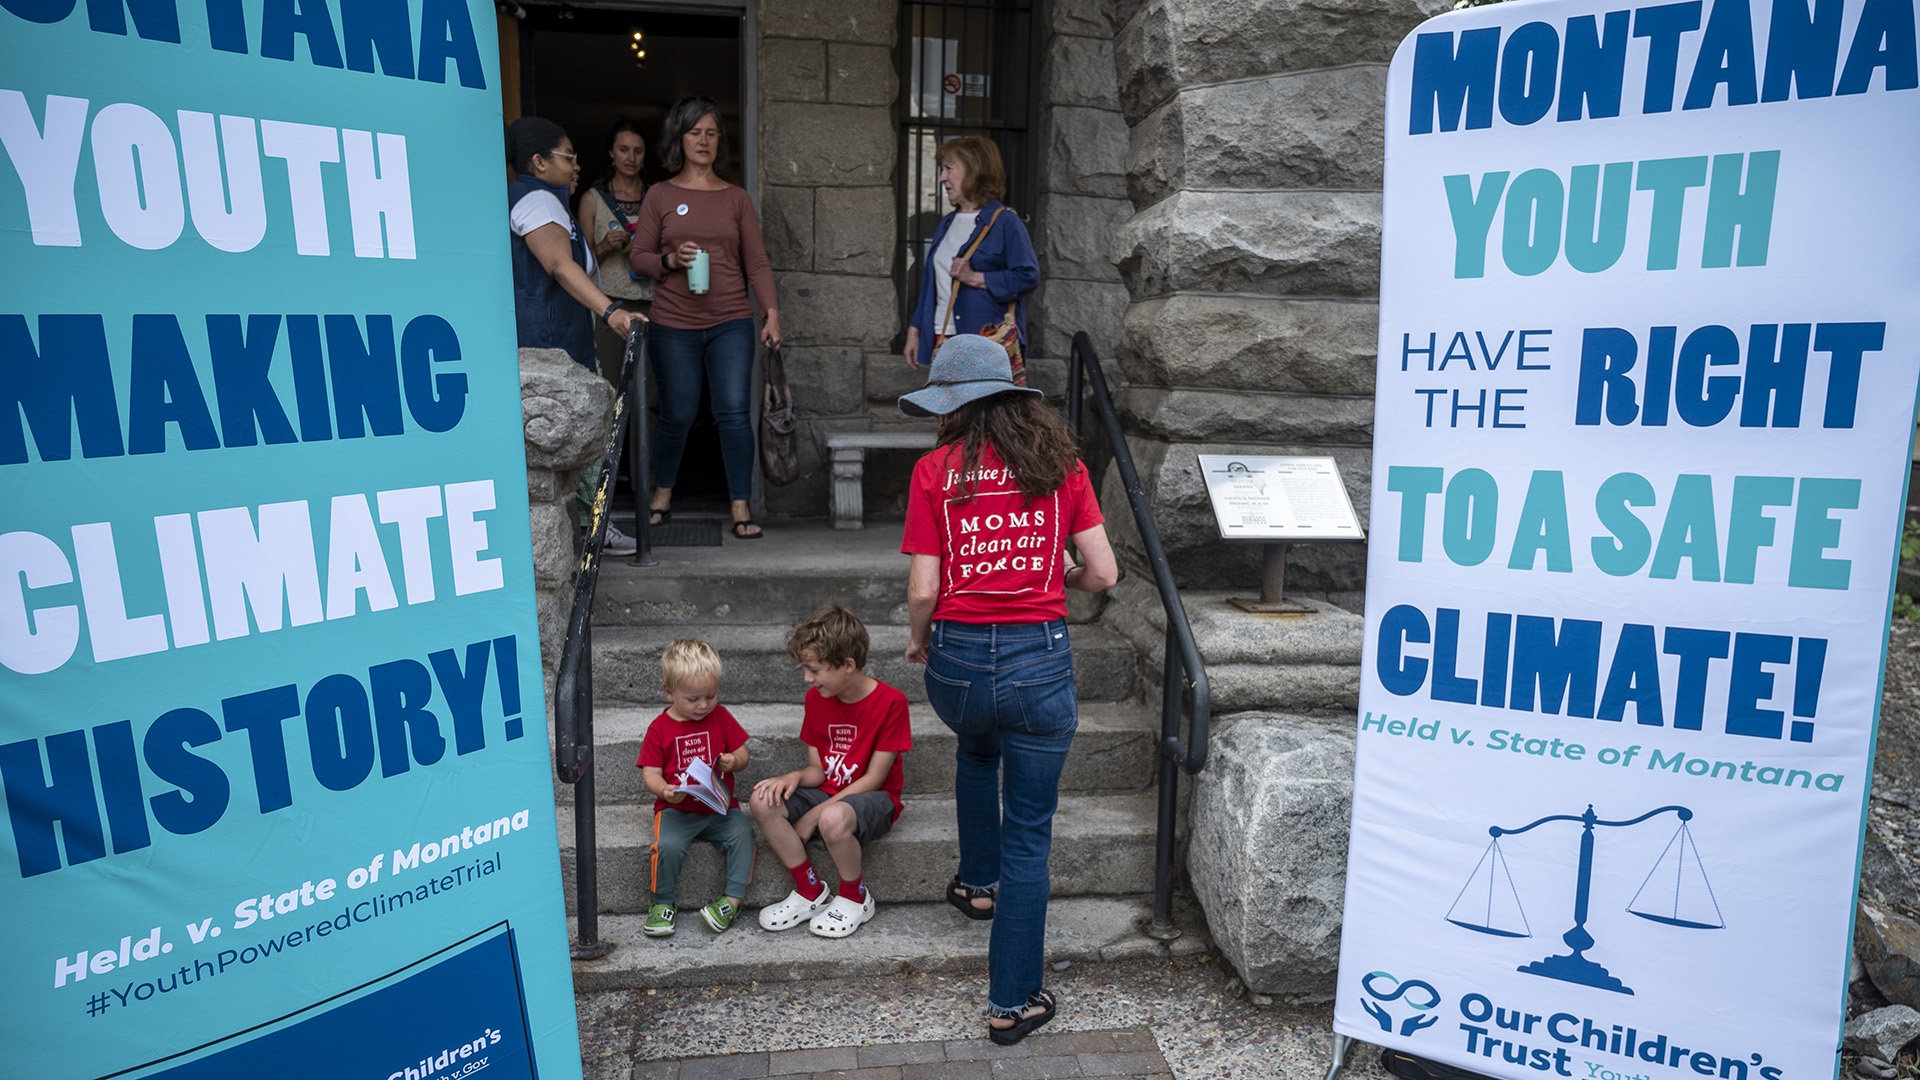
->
xmin=896 ymin=0 xmax=1037 ymax=337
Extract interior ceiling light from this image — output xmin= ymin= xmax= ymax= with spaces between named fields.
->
xmin=630 ymin=25 xmax=645 ymax=66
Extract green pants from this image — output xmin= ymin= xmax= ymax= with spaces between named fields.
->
xmin=650 ymin=807 xmax=755 ymax=905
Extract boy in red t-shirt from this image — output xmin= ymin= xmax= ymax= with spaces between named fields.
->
xmin=634 ymin=638 xmax=754 ymax=936
xmin=750 ymin=606 xmax=912 ymax=939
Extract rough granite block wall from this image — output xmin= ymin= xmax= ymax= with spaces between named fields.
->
xmin=757 ymin=0 xmax=905 ymax=517
xmin=1029 ymin=0 xmax=1132 ymax=369
xmin=1104 ymin=0 xmax=1450 ymax=596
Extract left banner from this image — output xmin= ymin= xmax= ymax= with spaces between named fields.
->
xmin=0 ymin=3 xmax=582 ymax=1078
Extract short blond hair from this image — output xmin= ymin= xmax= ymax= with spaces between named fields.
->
xmin=661 ymin=638 xmax=722 ymax=690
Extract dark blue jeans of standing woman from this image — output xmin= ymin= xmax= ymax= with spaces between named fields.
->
xmin=649 ymin=317 xmax=755 ymax=501
xmin=923 ymin=619 xmax=1077 ymax=1013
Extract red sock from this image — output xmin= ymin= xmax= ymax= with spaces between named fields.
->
xmin=838 ymin=875 xmax=865 ymax=902
xmin=788 ymin=863 xmax=824 ymax=901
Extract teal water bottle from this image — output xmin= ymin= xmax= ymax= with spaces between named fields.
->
xmin=688 ymin=248 xmax=710 ymax=294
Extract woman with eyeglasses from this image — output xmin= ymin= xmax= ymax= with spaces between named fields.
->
xmin=506 ymin=116 xmax=642 ymax=370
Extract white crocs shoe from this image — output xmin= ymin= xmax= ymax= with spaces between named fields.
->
xmin=758 ymin=889 xmax=831 ymax=932
xmin=808 ymin=890 xmax=876 ymax=938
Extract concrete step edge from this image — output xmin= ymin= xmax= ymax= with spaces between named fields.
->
xmin=576 ymin=700 xmax=1161 ymax=745
xmin=568 ymin=895 xmax=1212 ymax=991
xmin=556 ymin=792 xmax=1161 ymax=851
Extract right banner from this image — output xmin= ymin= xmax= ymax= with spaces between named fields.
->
xmin=1338 ymin=3 xmax=1919 ymax=1076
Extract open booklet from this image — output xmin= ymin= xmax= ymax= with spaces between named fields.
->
xmin=674 ymin=756 xmax=731 ymax=814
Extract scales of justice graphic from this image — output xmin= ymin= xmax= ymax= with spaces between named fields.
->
xmin=1446 ymin=804 xmax=1724 ymax=995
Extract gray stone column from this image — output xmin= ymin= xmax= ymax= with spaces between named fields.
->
xmin=1106 ymin=0 xmax=1448 ymax=599
xmin=757 ymin=0 xmax=900 ymax=517
xmin=520 ymin=348 xmax=614 ymax=711
xmin=1029 ymin=0 xmax=1132 ymax=370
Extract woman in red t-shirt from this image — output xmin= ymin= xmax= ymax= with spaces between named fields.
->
xmin=898 ymin=335 xmax=1119 ymax=1046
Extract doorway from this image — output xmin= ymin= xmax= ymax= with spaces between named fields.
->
xmin=505 ymin=2 xmax=752 ymax=519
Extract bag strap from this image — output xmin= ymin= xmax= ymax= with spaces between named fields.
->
xmin=595 ymin=184 xmax=634 ymax=230
xmin=938 ymin=206 xmax=1007 ymax=336
xmin=763 ymin=344 xmax=790 ymax=390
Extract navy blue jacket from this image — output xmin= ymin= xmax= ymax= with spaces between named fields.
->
xmin=508 ymin=174 xmax=595 ymax=369
xmin=907 ymin=199 xmax=1040 ymax=367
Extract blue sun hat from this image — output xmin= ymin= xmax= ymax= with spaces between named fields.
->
xmin=898 ymin=334 xmax=1042 ymax=417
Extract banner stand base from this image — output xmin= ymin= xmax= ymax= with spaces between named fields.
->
xmin=1380 ymin=1048 xmax=1502 ymax=1080
xmin=1324 ymin=1033 xmax=1353 ymax=1080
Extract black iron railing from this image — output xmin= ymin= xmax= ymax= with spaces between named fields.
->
xmin=554 ymin=322 xmax=651 ymax=960
xmin=1065 ymin=331 xmax=1211 ymax=940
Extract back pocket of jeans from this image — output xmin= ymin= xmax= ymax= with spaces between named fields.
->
xmin=924 ymin=665 xmax=975 ymax=731
xmin=1011 ymin=664 xmax=1077 ymax=737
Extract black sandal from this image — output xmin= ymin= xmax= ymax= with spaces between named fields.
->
xmin=731 ymin=519 xmax=764 ymax=539
xmin=987 ymin=989 xmax=1056 ymax=1046
xmin=647 ymin=508 xmax=672 ymax=527
xmin=946 ymin=876 xmax=994 ymax=920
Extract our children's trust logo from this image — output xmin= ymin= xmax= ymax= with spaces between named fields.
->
xmin=1361 ymin=971 xmax=1441 ymax=1037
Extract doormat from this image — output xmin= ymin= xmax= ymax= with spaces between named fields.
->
xmin=647 ymin=521 xmax=723 ymax=547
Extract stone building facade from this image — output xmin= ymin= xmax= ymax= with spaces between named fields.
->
xmin=731 ymin=0 xmax=1448 ymax=998
xmin=738 ymin=0 xmax=1448 ymax=606
xmin=1104 ymin=0 xmax=1450 ymax=599
xmin=510 ymin=0 xmax=1448 ymax=999
xmin=746 ymin=0 xmax=1140 ymax=521
xmin=753 ymin=0 xmax=903 ymax=518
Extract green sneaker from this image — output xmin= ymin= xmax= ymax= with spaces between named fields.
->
xmin=642 ymin=903 xmax=676 ymax=937
xmin=699 ymin=897 xmax=738 ymax=933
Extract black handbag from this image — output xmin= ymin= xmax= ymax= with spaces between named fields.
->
xmin=759 ymin=346 xmax=800 ymax=486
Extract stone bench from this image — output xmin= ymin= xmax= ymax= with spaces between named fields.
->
xmin=826 ymin=431 xmax=938 ymax=529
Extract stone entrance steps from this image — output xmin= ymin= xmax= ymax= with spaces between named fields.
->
xmin=591 ymin=519 xmax=911 ymax=627
xmin=569 ymin=896 xmax=1211 ymax=991
xmin=558 ymin=791 xmax=1162 ymax=913
xmin=554 ymin=702 xmax=1162 ymax=805
xmin=585 ymin=622 xmax=1140 ymax=707
xmin=555 ymin=703 xmax=1172 ymax=915
xmin=564 ymin=520 xmax=1180 ymax=989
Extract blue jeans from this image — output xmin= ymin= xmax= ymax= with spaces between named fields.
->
xmin=649 ymin=318 xmax=755 ymax=501
xmin=923 ymin=619 xmax=1077 ymax=1012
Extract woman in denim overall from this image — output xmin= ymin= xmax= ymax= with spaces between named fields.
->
xmin=898 ymin=334 xmax=1120 ymax=1045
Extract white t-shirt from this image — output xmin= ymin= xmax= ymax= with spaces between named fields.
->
xmin=930 ymin=210 xmax=978 ymax=335
xmin=510 ymin=189 xmax=597 ymax=280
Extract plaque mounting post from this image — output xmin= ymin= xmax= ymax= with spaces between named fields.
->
xmin=1228 ymin=542 xmax=1315 ymax=614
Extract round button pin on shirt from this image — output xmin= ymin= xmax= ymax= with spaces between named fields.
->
xmin=676 ymin=204 xmax=688 ymax=215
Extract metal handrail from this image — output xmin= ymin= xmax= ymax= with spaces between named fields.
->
xmin=1065 ymin=331 xmax=1211 ymax=940
xmin=553 ymin=322 xmax=648 ymax=960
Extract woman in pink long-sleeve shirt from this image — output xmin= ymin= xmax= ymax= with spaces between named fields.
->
xmin=629 ymin=97 xmax=783 ymax=540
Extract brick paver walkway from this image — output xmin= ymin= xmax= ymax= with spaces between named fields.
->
xmin=636 ymin=1028 xmax=1171 ymax=1080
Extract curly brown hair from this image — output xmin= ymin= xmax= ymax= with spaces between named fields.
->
xmin=938 ymin=391 xmax=1081 ymax=503
xmin=786 ymin=605 xmax=869 ymax=671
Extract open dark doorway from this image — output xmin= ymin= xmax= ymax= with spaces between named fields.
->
xmin=514 ymin=4 xmax=746 ymax=516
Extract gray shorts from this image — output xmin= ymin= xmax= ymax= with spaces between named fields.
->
xmin=783 ymin=788 xmax=896 ymax=848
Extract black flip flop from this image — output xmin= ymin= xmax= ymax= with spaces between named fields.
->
xmin=647 ymin=508 xmax=672 ymax=527
xmin=946 ymin=876 xmax=994 ymax=921
xmin=987 ymin=989 xmax=1055 ymax=1046
xmin=731 ymin=519 xmax=764 ymax=539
